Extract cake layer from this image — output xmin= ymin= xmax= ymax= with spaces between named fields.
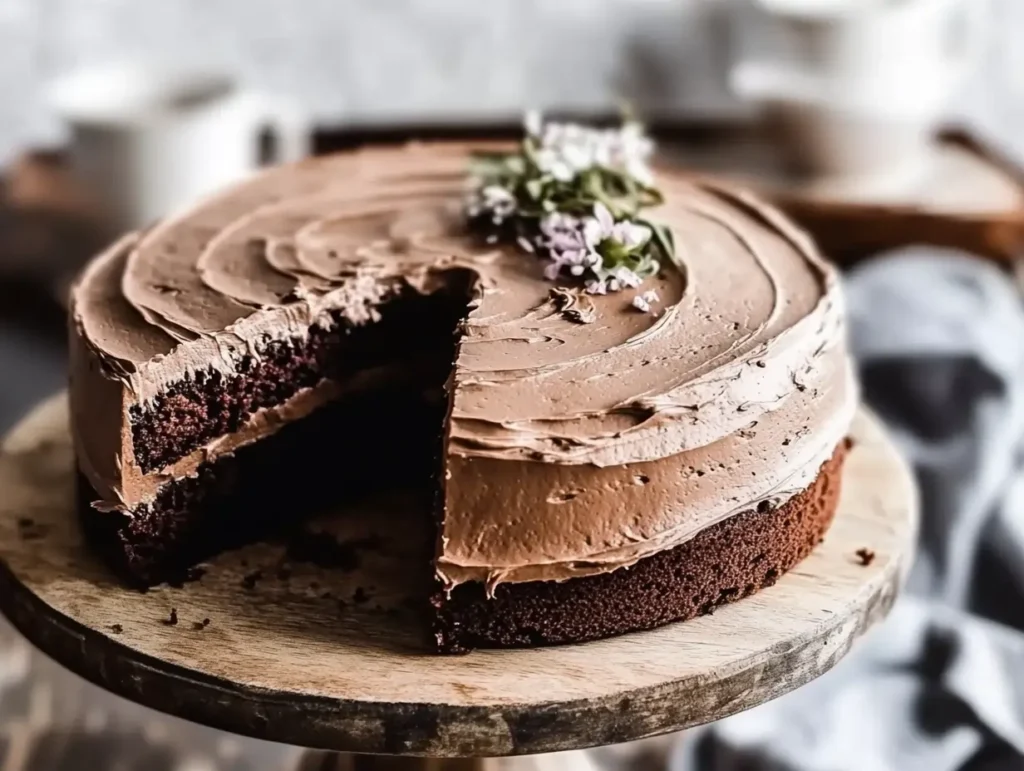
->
xmin=434 ymin=441 xmax=848 ymax=652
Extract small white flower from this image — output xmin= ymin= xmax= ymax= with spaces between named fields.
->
xmin=586 ymin=279 xmax=609 ymax=295
xmin=631 ymin=294 xmax=652 ymax=313
xmin=614 ymin=264 xmax=638 ymax=288
xmin=582 ymin=202 xmax=615 ymax=247
xmin=540 ymin=211 xmax=580 ymax=238
xmin=613 ymin=266 xmax=643 ymax=289
xmin=519 ymin=118 xmax=656 ymax=190
xmin=483 ymin=185 xmax=516 ymax=216
xmin=631 ymin=288 xmax=660 ymax=313
xmin=611 ymin=122 xmax=655 ymax=185
xmin=612 ymin=220 xmax=650 ymax=250
xmin=535 ymin=147 xmax=576 ymax=182
xmin=581 ymin=204 xmax=649 ymax=255
xmin=468 ymin=184 xmax=518 ymax=223
xmin=539 ymin=213 xmax=582 ymax=252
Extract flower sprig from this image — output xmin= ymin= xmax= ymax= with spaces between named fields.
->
xmin=465 ymin=112 xmax=674 ymax=298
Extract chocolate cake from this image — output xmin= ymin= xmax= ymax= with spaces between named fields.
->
xmin=69 ymin=131 xmax=856 ymax=653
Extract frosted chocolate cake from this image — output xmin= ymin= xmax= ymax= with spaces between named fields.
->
xmin=69 ymin=117 xmax=856 ymax=652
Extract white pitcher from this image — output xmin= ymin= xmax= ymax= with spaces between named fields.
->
xmin=47 ymin=62 xmax=310 ymax=230
xmin=730 ymin=0 xmax=989 ymax=176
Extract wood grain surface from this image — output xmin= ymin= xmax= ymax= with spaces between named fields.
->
xmin=0 ymin=395 xmax=917 ymax=757
xmin=668 ymin=129 xmax=1024 ymax=264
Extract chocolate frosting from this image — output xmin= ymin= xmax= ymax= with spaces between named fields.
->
xmin=69 ymin=142 xmax=855 ymax=588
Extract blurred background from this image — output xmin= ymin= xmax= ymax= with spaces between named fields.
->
xmin=6 ymin=0 xmax=1024 ymax=769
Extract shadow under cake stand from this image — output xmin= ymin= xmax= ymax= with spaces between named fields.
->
xmin=0 ymin=395 xmax=917 ymax=766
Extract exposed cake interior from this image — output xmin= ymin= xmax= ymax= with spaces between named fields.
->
xmin=127 ymin=273 xmax=475 ymax=474
xmin=82 ymin=386 xmax=446 ymax=585
xmin=81 ymin=265 xmax=481 ymax=586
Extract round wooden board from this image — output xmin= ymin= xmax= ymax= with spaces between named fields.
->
xmin=0 ymin=395 xmax=916 ymax=757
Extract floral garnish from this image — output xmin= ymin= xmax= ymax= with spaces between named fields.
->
xmin=631 ymin=289 xmax=660 ymax=314
xmin=465 ymin=111 xmax=674 ymax=297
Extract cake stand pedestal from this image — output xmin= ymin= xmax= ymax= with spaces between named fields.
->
xmin=0 ymin=395 xmax=916 ymax=767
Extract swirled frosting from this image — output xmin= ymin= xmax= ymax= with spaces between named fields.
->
xmin=69 ymin=142 xmax=855 ymax=589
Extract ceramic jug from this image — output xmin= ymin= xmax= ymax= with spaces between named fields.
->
xmin=47 ymin=62 xmax=310 ymax=230
xmin=729 ymin=0 xmax=989 ymax=176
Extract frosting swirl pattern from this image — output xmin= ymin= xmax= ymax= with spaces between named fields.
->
xmin=69 ymin=142 xmax=855 ymax=588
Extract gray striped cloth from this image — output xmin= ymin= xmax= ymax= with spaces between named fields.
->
xmin=678 ymin=249 xmax=1024 ymax=771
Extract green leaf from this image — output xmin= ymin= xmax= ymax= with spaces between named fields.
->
xmin=524 ymin=178 xmax=544 ymax=201
xmin=638 ymin=218 xmax=675 ymax=267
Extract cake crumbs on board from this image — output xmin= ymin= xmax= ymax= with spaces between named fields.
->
xmin=855 ymin=548 xmax=876 ymax=566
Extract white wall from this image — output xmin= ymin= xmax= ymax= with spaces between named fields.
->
xmin=0 ymin=0 xmax=1022 ymax=164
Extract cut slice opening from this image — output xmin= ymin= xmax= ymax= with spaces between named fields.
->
xmin=128 ymin=272 xmax=477 ymax=474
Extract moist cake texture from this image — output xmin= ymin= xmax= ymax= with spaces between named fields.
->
xmin=69 ymin=142 xmax=856 ymax=652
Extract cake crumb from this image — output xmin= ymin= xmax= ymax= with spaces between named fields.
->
xmin=16 ymin=517 xmax=50 ymax=540
xmin=186 ymin=566 xmax=207 ymax=582
xmin=855 ymin=548 xmax=876 ymax=566
xmin=162 ymin=608 xmax=178 ymax=626
xmin=110 ymin=624 xmax=123 ymax=634
xmin=168 ymin=565 xmax=206 ymax=589
xmin=192 ymin=618 xmax=211 ymax=631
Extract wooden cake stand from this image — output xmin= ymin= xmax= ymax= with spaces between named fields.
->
xmin=0 ymin=395 xmax=917 ymax=767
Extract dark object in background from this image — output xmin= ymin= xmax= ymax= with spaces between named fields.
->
xmin=861 ymin=356 xmax=1004 ymax=443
